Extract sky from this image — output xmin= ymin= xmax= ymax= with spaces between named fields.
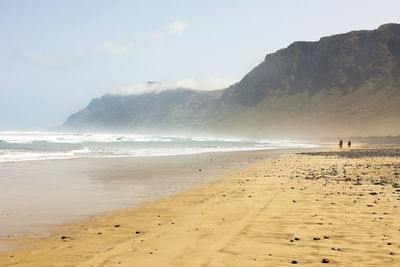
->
xmin=1 ymin=0 xmax=400 ymax=130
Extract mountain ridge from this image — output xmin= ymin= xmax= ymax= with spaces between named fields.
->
xmin=61 ymin=23 xmax=400 ymax=138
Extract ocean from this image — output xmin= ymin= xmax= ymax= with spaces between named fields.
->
xmin=0 ymin=131 xmax=317 ymax=163
xmin=0 ymin=131 xmax=318 ymax=241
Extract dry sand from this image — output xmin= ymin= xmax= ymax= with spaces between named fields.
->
xmin=1 ymin=147 xmax=400 ymax=266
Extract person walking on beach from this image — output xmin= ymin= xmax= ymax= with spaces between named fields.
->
xmin=339 ymin=139 xmax=343 ymax=149
xmin=348 ymin=140 xmax=351 ymax=148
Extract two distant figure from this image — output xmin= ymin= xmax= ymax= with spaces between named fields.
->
xmin=339 ymin=139 xmax=351 ymax=149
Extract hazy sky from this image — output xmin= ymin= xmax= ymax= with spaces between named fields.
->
xmin=1 ymin=0 xmax=400 ymax=130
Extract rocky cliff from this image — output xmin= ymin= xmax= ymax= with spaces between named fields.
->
xmin=62 ymin=24 xmax=400 ymax=138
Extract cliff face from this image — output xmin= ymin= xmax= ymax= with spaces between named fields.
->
xmin=222 ymin=23 xmax=400 ymax=105
xmin=64 ymin=89 xmax=224 ymax=132
xmin=62 ymin=24 xmax=400 ymax=138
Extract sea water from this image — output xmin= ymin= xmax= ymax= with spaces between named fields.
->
xmin=0 ymin=131 xmax=317 ymax=163
xmin=0 ymin=131 xmax=318 ymax=242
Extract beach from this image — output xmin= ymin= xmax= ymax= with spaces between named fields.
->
xmin=0 ymin=148 xmax=290 ymax=239
xmin=1 ymin=146 xmax=400 ymax=266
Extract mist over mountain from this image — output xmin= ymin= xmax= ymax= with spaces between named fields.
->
xmin=61 ymin=24 xmax=400 ymax=138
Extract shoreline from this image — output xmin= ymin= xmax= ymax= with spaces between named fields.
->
xmin=0 ymin=147 xmax=316 ymax=249
xmin=2 ymin=145 xmax=400 ymax=266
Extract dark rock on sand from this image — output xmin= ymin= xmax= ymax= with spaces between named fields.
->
xmin=301 ymin=149 xmax=400 ymax=159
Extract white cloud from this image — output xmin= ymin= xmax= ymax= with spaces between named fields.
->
xmin=96 ymin=41 xmax=134 ymax=55
xmin=110 ymin=77 xmax=238 ymax=95
xmin=156 ymin=19 xmax=189 ymax=38
xmin=25 ymin=50 xmax=77 ymax=69
xmin=25 ymin=50 xmax=47 ymax=64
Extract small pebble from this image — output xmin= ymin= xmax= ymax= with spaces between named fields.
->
xmin=322 ymin=258 xmax=330 ymax=263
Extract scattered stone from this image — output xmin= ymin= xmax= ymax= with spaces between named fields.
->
xmin=291 ymin=260 xmax=298 ymax=264
xmin=114 ymin=224 xmax=120 ymax=228
xmin=322 ymin=258 xmax=330 ymax=263
xmin=313 ymin=237 xmax=321 ymax=240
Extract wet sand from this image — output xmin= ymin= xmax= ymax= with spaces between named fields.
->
xmin=0 ymin=149 xmax=298 ymax=246
xmin=1 ymin=146 xmax=400 ymax=266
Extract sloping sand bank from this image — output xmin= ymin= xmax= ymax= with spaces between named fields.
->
xmin=1 ymin=149 xmax=400 ymax=266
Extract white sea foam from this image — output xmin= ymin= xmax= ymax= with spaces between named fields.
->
xmin=0 ymin=131 xmax=318 ymax=163
xmin=0 ymin=147 xmax=92 ymax=163
xmin=0 ymin=131 xmax=172 ymax=144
